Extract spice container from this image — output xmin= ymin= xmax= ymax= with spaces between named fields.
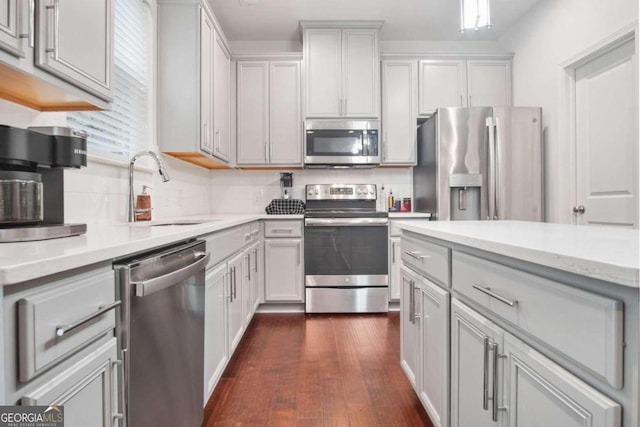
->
xmin=401 ymin=198 xmax=412 ymax=212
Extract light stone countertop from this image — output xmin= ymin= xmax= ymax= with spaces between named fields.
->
xmin=0 ymin=214 xmax=304 ymax=286
xmin=395 ymin=220 xmax=640 ymax=288
xmin=388 ymin=212 xmax=432 ymax=219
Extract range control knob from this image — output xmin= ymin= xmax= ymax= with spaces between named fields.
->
xmin=314 ymin=189 xmax=319 ymax=195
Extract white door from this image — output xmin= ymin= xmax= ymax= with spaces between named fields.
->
xmin=450 ymin=299 xmax=503 ymax=427
xmin=204 ymin=264 xmax=228 ymax=401
xmin=36 ymin=0 xmax=113 ymax=100
xmin=227 ymin=253 xmax=245 ymax=353
xmin=251 ymin=241 xmax=262 ymax=311
xmin=400 ymin=267 xmax=419 ymax=390
xmin=304 ymin=28 xmax=341 ymax=118
xmin=467 ymin=60 xmax=512 ymax=107
xmin=212 ymin=30 xmax=231 ymax=162
xmin=199 ymin=9 xmax=214 ymax=155
xmin=418 ymin=278 xmax=450 ymax=427
xmin=342 ymin=29 xmax=379 ymax=118
xmin=237 ymin=61 xmax=269 ymax=165
xmin=503 ymin=333 xmax=621 ymax=427
xmin=242 ymin=247 xmax=253 ymax=326
xmin=388 ymin=237 xmax=402 ymax=301
xmin=264 ymin=239 xmax=303 ymax=302
xmin=270 ymin=61 xmax=302 ymax=164
xmin=382 ymin=61 xmax=417 ymax=165
xmin=0 ymin=0 xmax=25 ymax=58
xmin=418 ymin=60 xmax=467 ymax=115
xmin=574 ymin=38 xmax=637 ymax=227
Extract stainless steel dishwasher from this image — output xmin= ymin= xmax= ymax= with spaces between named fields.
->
xmin=114 ymin=239 xmax=210 ymax=427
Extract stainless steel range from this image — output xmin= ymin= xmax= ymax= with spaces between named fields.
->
xmin=304 ymin=184 xmax=388 ymax=313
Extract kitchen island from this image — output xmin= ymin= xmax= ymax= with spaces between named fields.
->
xmin=394 ymin=219 xmax=639 ymax=427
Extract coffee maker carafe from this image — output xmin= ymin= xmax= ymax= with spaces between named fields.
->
xmin=0 ymin=125 xmax=88 ymax=241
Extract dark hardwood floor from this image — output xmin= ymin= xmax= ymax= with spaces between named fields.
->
xmin=203 ymin=313 xmax=433 ymax=427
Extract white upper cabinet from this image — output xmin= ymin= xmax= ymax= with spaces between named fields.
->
xmin=418 ymin=58 xmax=512 ymax=115
xmin=269 ymin=61 xmax=302 ymax=164
xmin=419 ymin=60 xmax=467 ymax=115
xmin=467 ymin=60 xmax=512 ymax=107
xmin=382 ymin=60 xmax=417 ymax=165
xmin=199 ymin=9 xmax=214 ymax=155
xmin=0 ymin=0 xmax=25 ymax=58
xmin=213 ymin=29 xmax=231 ymax=161
xmin=237 ymin=60 xmax=301 ymax=166
xmin=302 ymin=22 xmax=381 ymax=119
xmin=237 ymin=61 xmax=269 ymax=164
xmin=35 ymin=0 xmax=113 ymax=101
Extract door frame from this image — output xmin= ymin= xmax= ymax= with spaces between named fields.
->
xmin=557 ymin=23 xmax=638 ymax=225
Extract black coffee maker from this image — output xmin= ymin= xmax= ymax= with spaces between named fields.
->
xmin=0 ymin=125 xmax=88 ymax=241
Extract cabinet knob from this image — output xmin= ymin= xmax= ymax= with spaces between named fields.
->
xmin=572 ymin=205 xmax=586 ymax=214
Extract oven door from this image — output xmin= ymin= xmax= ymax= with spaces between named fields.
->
xmin=304 ymin=129 xmax=379 ymax=166
xmin=304 ymin=218 xmax=388 ymax=287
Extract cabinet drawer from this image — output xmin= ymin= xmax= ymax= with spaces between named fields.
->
xmin=390 ymin=220 xmax=403 ymax=237
xmin=264 ymin=220 xmax=302 ymax=238
xmin=17 ymin=268 xmax=116 ymax=382
xmin=452 ymin=251 xmax=624 ymax=388
xmin=401 ymin=234 xmax=450 ymax=287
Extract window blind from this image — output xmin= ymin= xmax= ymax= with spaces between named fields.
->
xmin=67 ymin=0 xmax=151 ymax=161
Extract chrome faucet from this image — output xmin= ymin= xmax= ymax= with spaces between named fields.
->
xmin=128 ymin=151 xmax=170 ymax=222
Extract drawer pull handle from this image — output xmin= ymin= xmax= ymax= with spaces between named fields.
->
xmin=472 ymin=284 xmax=518 ymax=307
xmin=56 ymin=300 xmax=121 ymax=337
xmin=272 ymin=229 xmax=293 ymax=233
xmin=404 ymin=251 xmax=431 ymax=261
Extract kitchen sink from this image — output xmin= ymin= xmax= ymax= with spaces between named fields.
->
xmin=136 ymin=219 xmax=220 ymax=227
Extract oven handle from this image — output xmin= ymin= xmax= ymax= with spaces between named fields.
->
xmin=304 ymin=218 xmax=388 ymax=227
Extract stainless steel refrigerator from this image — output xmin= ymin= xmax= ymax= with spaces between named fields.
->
xmin=413 ymin=107 xmax=543 ymax=221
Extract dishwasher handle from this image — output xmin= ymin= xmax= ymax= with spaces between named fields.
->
xmin=134 ymin=251 xmax=210 ymax=297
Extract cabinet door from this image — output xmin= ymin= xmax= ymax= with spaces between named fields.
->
xmin=212 ymin=30 xmax=231 ymax=162
xmin=21 ymin=339 xmax=120 ymax=427
xmin=342 ymin=29 xmax=379 ymax=118
xmin=417 ymin=278 xmax=450 ymax=427
xmin=450 ymin=299 xmax=503 ymax=427
xmin=36 ymin=0 xmax=113 ymax=101
xmin=0 ymin=0 xmax=25 ymax=58
xmin=467 ymin=60 xmax=512 ymax=107
xmin=418 ymin=60 xmax=466 ymax=115
xmin=227 ymin=253 xmax=245 ymax=354
xmin=242 ymin=246 xmax=254 ymax=326
xmin=204 ymin=264 xmax=228 ymax=401
xmin=304 ymin=28 xmax=341 ymax=118
xmin=503 ymin=333 xmax=621 ymax=427
xmin=251 ymin=241 xmax=263 ymax=311
xmin=389 ymin=237 xmax=401 ymax=301
xmin=400 ymin=267 xmax=420 ymax=390
xmin=199 ymin=7 xmax=214 ymax=154
xmin=382 ymin=60 xmax=417 ymax=164
xmin=237 ymin=61 xmax=269 ymax=164
xmin=264 ymin=239 xmax=303 ymax=302
xmin=270 ymin=61 xmax=302 ymax=164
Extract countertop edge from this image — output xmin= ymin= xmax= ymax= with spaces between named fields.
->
xmin=395 ymin=220 xmax=640 ymax=288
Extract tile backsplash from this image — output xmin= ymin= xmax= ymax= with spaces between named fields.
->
xmin=210 ymin=168 xmax=413 ymax=214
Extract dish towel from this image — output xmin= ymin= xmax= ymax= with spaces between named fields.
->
xmin=265 ymin=199 xmax=305 ymax=215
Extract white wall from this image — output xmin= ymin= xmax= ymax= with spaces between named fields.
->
xmin=0 ymin=100 xmax=212 ymax=224
xmin=210 ymin=168 xmax=412 ymax=213
xmin=498 ymin=0 xmax=638 ymax=223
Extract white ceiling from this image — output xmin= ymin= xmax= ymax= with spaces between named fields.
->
xmin=207 ymin=0 xmax=542 ymax=42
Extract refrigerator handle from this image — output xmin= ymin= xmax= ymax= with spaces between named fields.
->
xmin=486 ymin=117 xmax=497 ymax=220
xmin=494 ymin=117 xmax=501 ymax=220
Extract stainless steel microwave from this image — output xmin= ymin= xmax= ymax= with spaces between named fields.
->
xmin=304 ymin=120 xmax=380 ymax=168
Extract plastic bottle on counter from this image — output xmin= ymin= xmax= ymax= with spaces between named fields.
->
xmin=379 ymin=185 xmax=387 ymax=212
xmin=388 ymin=189 xmax=394 ymax=211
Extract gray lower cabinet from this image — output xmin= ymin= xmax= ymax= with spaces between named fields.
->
xmin=264 ymin=238 xmax=303 ymax=302
xmin=21 ymin=338 xmax=120 ymax=427
xmin=35 ymin=0 xmax=113 ymax=100
xmin=450 ymin=298 xmax=503 ymax=427
xmin=401 ymin=265 xmax=450 ymax=427
xmin=451 ymin=299 xmax=622 ymax=427
xmin=204 ymin=263 xmax=228 ymax=401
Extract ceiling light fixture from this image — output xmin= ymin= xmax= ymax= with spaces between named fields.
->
xmin=459 ymin=0 xmax=492 ymax=33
